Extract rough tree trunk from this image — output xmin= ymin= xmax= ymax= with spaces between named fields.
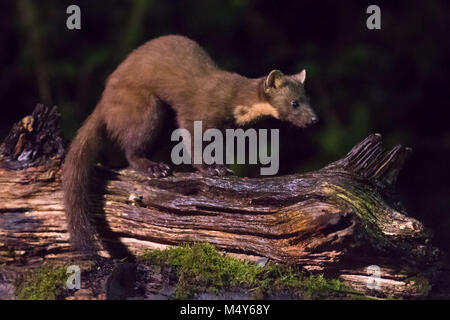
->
xmin=0 ymin=104 xmax=444 ymax=298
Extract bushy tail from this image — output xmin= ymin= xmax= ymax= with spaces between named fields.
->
xmin=62 ymin=111 xmax=104 ymax=254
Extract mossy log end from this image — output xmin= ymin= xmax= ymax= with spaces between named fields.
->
xmin=0 ymin=104 xmax=443 ymax=298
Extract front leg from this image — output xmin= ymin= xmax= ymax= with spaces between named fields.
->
xmin=177 ymin=117 xmax=234 ymax=177
xmin=125 ymin=149 xmax=171 ymax=178
xmin=193 ymin=163 xmax=234 ymax=176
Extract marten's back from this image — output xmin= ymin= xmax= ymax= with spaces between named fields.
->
xmin=110 ymin=36 xmax=220 ymax=88
xmin=142 ymin=35 xmax=219 ymax=74
xmin=101 ymin=35 xmax=238 ymax=114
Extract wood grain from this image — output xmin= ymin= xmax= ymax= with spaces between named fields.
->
xmin=0 ymin=104 xmax=443 ymax=298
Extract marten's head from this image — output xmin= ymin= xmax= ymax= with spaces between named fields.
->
xmin=263 ymin=69 xmax=318 ymax=128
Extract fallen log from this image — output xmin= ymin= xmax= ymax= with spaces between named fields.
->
xmin=0 ymin=104 xmax=443 ymax=298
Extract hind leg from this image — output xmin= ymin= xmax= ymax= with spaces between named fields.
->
xmin=103 ymin=93 xmax=171 ymax=177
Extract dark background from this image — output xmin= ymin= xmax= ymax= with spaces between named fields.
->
xmin=1 ymin=1 xmax=449 ymax=253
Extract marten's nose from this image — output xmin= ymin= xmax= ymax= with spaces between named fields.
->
xmin=311 ymin=116 xmax=319 ymax=124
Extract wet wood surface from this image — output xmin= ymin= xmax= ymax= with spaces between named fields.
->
xmin=0 ymin=104 xmax=443 ymax=298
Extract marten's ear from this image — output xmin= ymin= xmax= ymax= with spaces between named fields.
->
xmin=264 ymin=69 xmax=284 ymax=92
xmin=292 ymin=69 xmax=306 ymax=84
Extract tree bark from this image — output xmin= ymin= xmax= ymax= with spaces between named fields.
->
xmin=0 ymin=104 xmax=443 ymax=298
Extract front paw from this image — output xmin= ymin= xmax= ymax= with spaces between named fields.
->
xmin=195 ymin=164 xmax=234 ymax=177
xmin=146 ymin=162 xmax=171 ymax=178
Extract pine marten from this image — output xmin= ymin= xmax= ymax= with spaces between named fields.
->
xmin=62 ymin=35 xmax=318 ymax=253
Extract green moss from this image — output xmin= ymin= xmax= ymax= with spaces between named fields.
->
xmin=138 ymin=242 xmax=355 ymax=299
xmin=405 ymin=276 xmax=432 ymax=296
xmin=15 ymin=265 xmax=68 ymax=300
xmin=322 ymin=183 xmax=392 ymax=249
xmin=255 ymin=264 xmax=353 ymax=299
xmin=139 ymin=242 xmax=260 ymax=299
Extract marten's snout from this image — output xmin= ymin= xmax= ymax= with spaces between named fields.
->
xmin=300 ymin=107 xmax=319 ymax=127
xmin=286 ymin=109 xmax=319 ymax=128
xmin=303 ymin=107 xmax=319 ymax=126
xmin=304 ymin=115 xmax=319 ymax=127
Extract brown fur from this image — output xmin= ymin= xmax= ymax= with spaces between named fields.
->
xmin=62 ymin=35 xmax=317 ymax=253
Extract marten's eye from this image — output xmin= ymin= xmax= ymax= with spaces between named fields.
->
xmin=291 ymin=101 xmax=299 ymax=108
